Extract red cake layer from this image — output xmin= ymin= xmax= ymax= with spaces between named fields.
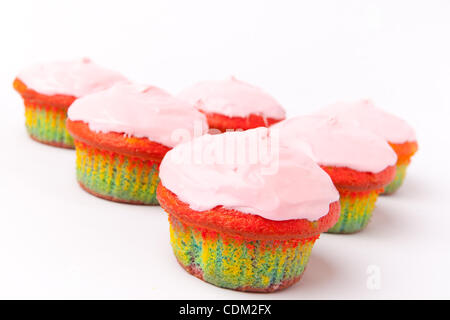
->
xmin=67 ymin=120 xmax=171 ymax=162
xmin=200 ymin=110 xmax=283 ymax=132
xmin=321 ymin=165 xmax=396 ymax=192
xmin=13 ymin=78 xmax=76 ymax=110
xmin=389 ymin=141 xmax=418 ymax=165
xmin=157 ymin=183 xmax=340 ymax=240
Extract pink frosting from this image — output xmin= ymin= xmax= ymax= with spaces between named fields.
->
xmin=17 ymin=58 xmax=127 ymax=97
xmin=272 ymin=115 xmax=397 ymax=173
xmin=68 ymin=82 xmax=208 ymax=148
xmin=159 ymin=127 xmax=339 ymax=221
xmin=178 ymin=77 xmax=286 ymax=119
xmin=317 ymin=99 xmax=417 ymax=144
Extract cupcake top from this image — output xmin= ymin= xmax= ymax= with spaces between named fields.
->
xmin=159 ymin=127 xmax=339 ymax=222
xmin=178 ymin=76 xmax=286 ymax=119
xmin=317 ymin=99 xmax=416 ymax=144
xmin=16 ymin=58 xmax=127 ymax=97
xmin=272 ymin=115 xmax=397 ymax=173
xmin=68 ymin=82 xmax=208 ymax=148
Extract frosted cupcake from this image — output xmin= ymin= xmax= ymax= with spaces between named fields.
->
xmin=13 ymin=58 xmax=127 ymax=148
xmin=318 ymin=100 xmax=418 ymax=194
xmin=66 ymin=83 xmax=208 ymax=205
xmin=273 ymin=115 xmax=397 ymax=233
xmin=178 ymin=77 xmax=286 ymax=132
xmin=157 ymin=128 xmax=340 ymax=292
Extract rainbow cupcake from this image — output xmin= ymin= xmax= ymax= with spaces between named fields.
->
xmin=157 ymin=128 xmax=340 ymax=292
xmin=13 ymin=58 xmax=126 ymax=148
xmin=178 ymin=77 xmax=286 ymax=132
xmin=66 ymin=83 xmax=208 ymax=205
xmin=274 ymin=115 xmax=397 ymax=233
xmin=318 ymin=100 xmax=418 ymax=194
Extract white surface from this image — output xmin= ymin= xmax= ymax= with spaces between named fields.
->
xmin=0 ymin=0 xmax=449 ymax=299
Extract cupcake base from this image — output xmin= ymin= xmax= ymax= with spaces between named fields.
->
xmin=176 ymin=258 xmax=304 ymax=293
xmin=327 ymin=189 xmax=380 ymax=234
xmin=24 ymin=102 xmax=74 ymax=149
xmin=382 ymin=164 xmax=408 ymax=195
xmin=169 ymin=214 xmax=317 ymax=292
xmin=78 ymin=181 xmax=158 ymax=205
xmin=75 ymin=141 xmax=160 ymax=205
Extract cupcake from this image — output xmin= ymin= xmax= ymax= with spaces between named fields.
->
xmin=66 ymin=83 xmax=208 ymax=205
xmin=318 ymin=99 xmax=418 ymax=194
xmin=13 ymin=58 xmax=127 ymax=148
xmin=157 ymin=128 xmax=340 ymax=292
xmin=273 ymin=115 xmax=397 ymax=233
xmin=178 ymin=76 xmax=286 ymax=132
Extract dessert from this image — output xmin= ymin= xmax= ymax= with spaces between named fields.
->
xmin=13 ymin=58 xmax=127 ymax=148
xmin=318 ymin=100 xmax=418 ymax=194
xmin=273 ymin=115 xmax=397 ymax=233
xmin=157 ymin=128 xmax=340 ymax=291
xmin=67 ymin=82 xmax=208 ymax=204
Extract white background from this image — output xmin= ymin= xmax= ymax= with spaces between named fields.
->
xmin=0 ymin=0 xmax=449 ymax=299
